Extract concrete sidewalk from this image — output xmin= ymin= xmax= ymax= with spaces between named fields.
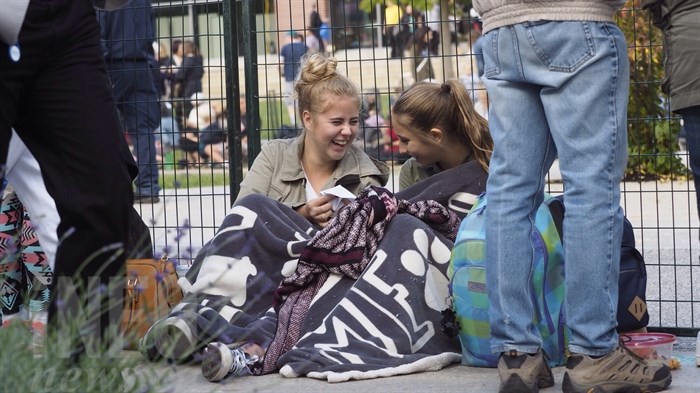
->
xmin=133 ymin=165 xmax=700 ymax=392
xmin=129 ymin=337 xmax=698 ymax=392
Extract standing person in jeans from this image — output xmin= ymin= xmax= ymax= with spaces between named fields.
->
xmin=279 ymin=32 xmax=307 ymax=127
xmin=472 ymin=1 xmax=673 ymax=392
xmin=0 ymin=0 xmax=133 ymax=374
xmin=642 ymin=0 xmax=700 ymax=225
xmin=98 ymin=0 xmax=162 ymax=203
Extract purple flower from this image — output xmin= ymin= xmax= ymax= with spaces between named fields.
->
xmin=184 ymin=246 xmax=195 ymax=258
xmin=181 ymin=219 xmax=191 ymax=230
xmin=161 ymin=245 xmax=173 ymax=256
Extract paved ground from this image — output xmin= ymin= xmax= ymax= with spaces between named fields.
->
xmin=125 ymin=337 xmax=699 ymax=392
xmin=132 ymin=163 xmax=700 ymax=392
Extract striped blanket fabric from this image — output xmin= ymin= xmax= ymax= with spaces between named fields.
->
xmin=143 ymin=161 xmax=487 ymax=382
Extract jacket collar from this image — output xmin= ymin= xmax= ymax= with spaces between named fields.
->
xmin=278 ymin=133 xmax=389 ymax=184
xmin=279 ymin=135 xmax=307 ymax=182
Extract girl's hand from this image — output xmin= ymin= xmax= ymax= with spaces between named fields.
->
xmin=297 ymin=194 xmax=336 ymax=227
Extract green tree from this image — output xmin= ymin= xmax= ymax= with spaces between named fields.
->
xmin=360 ymin=0 xmax=468 ymax=78
xmin=618 ymin=0 xmax=687 ymax=180
xmin=361 ymin=0 xmax=687 ymax=180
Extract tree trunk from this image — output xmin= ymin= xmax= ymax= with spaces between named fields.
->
xmin=438 ymin=0 xmax=455 ymax=79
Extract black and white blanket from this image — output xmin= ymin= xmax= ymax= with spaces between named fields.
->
xmin=143 ymin=161 xmax=487 ymax=382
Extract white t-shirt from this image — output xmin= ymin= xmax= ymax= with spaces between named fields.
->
xmin=306 ymin=34 xmax=320 ymax=53
xmin=305 ymin=175 xmax=318 ymax=202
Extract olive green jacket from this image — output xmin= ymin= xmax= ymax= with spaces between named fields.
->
xmin=235 ymin=134 xmax=390 ymax=207
xmin=642 ymin=0 xmax=700 ymax=112
xmin=399 ymin=156 xmax=481 ymax=191
xmin=399 ymin=158 xmax=441 ymax=191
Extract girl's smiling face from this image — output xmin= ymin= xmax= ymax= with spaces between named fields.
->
xmin=303 ymin=95 xmax=360 ymax=162
xmin=393 ymin=114 xmax=443 ymax=167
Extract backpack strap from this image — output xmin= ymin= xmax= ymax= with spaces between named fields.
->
xmin=545 ymin=195 xmax=565 ymax=240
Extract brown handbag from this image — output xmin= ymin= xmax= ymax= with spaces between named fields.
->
xmin=122 ymin=256 xmax=184 ymax=349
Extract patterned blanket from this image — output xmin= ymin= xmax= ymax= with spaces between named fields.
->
xmin=144 ymin=161 xmax=487 ymax=382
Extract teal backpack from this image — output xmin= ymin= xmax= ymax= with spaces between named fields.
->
xmin=448 ymin=193 xmax=570 ymax=368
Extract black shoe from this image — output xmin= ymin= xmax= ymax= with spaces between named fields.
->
xmin=134 ymin=195 xmax=160 ymax=204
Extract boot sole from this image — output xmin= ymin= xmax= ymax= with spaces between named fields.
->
xmin=562 ymin=371 xmax=672 ymax=393
xmin=154 ymin=317 xmax=196 ymax=363
xmin=202 ymin=342 xmax=233 ymax=382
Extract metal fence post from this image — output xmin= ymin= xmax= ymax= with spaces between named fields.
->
xmin=241 ymin=0 xmax=260 ymax=169
xmin=223 ymin=0 xmax=242 ymax=201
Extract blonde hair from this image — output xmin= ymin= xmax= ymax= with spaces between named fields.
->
xmin=294 ymin=53 xmax=360 ymax=121
xmin=391 ymin=79 xmax=493 ymax=172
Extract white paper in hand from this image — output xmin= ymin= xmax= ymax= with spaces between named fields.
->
xmin=320 ymin=185 xmax=356 ymax=211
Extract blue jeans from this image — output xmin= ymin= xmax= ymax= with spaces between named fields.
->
xmin=678 ymin=106 xmax=700 ymax=222
xmin=482 ymin=22 xmax=629 ymax=356
xmin=160 ymin=115 xmax=180 ymax=148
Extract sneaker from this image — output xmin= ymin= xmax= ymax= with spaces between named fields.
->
xmin=497 ymin=350 xmax=554 ymax=393
xmin=201 ymin=342 xmax=259 ymax=382
xmin=134 ymin=195 xmax=160 ymax=204
xmin=153 ymin=316 xmax=197 ymax=363
xmin=562 ymin=344 xmax=672 ymax=393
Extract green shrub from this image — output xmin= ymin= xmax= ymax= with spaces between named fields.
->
xmin=618 ymin=1 xmax=688 ymax=181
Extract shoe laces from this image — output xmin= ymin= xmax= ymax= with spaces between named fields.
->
xmin=229 ymin=348 xmax=260 ymax=375
xmin=617 ymin=336 xmax=649 ymax=365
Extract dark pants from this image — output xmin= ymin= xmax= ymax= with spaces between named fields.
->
xmin=107 ymin=60 xmax=161 ymax=197
xmin=0 ymin=0 xmax=132 ymax=356
xmin=679 ymin=105 xmax=700 ymax=223
xmin=386 ymin=26 xmax=401 ymax=58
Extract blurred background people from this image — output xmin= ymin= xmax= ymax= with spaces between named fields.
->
xmin=173 ymin=40 xmax=204 ymax=130
xmin=98 ymin=0 xmax=162 ymax=203
xmin=279 ymin=32 xmax=307 ymax=127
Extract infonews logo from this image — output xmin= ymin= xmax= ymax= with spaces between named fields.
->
xmin=50 ymin=274 xmax=144 ymax=359
xmin=27 ymin=366 xmax=127 ymax=392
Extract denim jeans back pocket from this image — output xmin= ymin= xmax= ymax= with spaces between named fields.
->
xmin=525 ymin=21 xmax=595 ymax=73
xmin=481 ymin=29 xmax=500 ymax=78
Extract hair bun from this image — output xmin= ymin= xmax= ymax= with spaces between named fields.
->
xmin=299 ymin=53 xmax=338 ymax=83
xmin=441 ymin=83 xmax=452 ymax=94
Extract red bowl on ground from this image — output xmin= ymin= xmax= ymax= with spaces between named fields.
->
xmin=620 ymin=332 xmax=676 ymax=361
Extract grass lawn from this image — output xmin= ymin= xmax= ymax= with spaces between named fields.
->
xmin=153 ymin=97 xmax=301 ymax=190
xmin=160 ymin=169 xmax=229 ymax=189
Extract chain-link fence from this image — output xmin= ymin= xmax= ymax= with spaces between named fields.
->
xmin=143 ymin=0 xmax=697 ymax=336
